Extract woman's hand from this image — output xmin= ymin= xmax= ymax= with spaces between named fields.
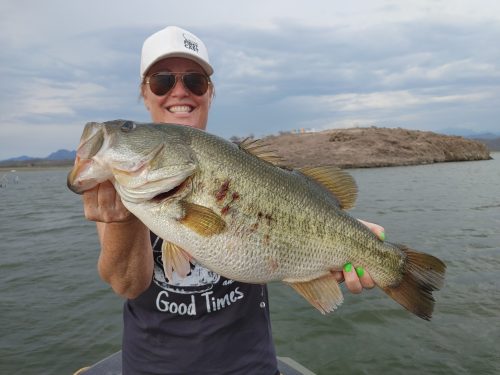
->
xmin=330 ymin=219 xmax=385 ymax=293
xmin=331 ymin=262 xmax=375 ymax=293
xmin=82 ymin=180 xmax=135 ymax=223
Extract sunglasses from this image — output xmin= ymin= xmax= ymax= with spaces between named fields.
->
xmin=145 ymin=72 xmax=211 ymax=96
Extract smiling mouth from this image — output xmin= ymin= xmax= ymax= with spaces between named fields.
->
xmin=167 ymin=105 xmax=194 ymax=114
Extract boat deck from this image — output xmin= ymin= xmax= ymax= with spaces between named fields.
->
xmin=76 ymin=351 xmax=316 ymax=375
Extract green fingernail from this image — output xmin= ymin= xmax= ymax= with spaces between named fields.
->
xmin=344 ymin=263 xmax=352 ymax=272
xmin=380 ymin=231 xmax=386 ymax=241
xmin=356 ymin=267 xmax=365 ymax=277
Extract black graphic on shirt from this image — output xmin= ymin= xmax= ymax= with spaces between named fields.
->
xmin=151 ymin=237 xmax=246 ymax=315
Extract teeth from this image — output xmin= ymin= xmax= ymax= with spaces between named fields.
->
xmin=168 ymin=105 xmax=192 ymax=113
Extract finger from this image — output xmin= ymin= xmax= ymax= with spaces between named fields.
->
xmin=82 ymin=186 xmax=99 ymax=220
xmin=357 ymin=219 xmax=386 ymax=241
xmin=96 ymin=181 xmax=117 ymax=210
xmin=356 ymin=267 xmax=375 ymax=289
xmin=82 ymin=185 xmax=98 ymax=207
xmin=343 ymin=263 xmax=363 ymax=294
xmin=330 ymin=270 xmax=345 ymax=283
xmin=114 ymin=185 xmax=124 ymax=208
xmin=99 ymin=181 xmax=133 ymax=222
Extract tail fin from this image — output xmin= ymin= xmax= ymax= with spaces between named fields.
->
xmin=383 ymin=245 xmax=446 ymax=320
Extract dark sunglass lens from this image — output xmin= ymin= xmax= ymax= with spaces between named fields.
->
xmin=149 ymin=74 xmax=176 ymax=96
xmin=183 ymin=73 xmax=208 ymax=96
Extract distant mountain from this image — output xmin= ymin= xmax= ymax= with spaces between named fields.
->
xmin=0 ymin=149 xmax=76 ymax=167
xmin=5 ymin=155 xmax=35 ymax=162
xmin=468 ymin=133 xmax=500 ymax=140
xmin=441 ymin=128 xmax=500 ymax=139
xmin=2 ymin=149 xmax=76 ymax=162
xmin=471 ymin=137 xmax=500 ymax=151
xmin=46 ymin=149 xmax=77 ymax=160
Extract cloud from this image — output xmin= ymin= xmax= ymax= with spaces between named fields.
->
xmin=1 ymin=1 xmax=500 ymax=159
xmin=0 ymin=77 xmax=137 ymax=125
xmin=290 ymin=89 xmax=493 ymax=113
xmin=17 ymin=80 xmax=106 ymax=116
xmin=274 ymin=87 xmax=499 ymax=133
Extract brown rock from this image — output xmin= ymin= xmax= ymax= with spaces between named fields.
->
xmin=259 ymin=127 xmax=492 ymax=169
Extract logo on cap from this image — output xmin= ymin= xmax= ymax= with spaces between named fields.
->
xmin=183 ymin=33 xmax=199 ymax=53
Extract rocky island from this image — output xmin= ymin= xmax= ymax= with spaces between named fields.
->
xmin=260 ymin=127 xmax=492 ymax=169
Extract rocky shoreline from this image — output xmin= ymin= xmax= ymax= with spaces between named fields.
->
xmin=262 ymin=127 xmax=492 ymax=169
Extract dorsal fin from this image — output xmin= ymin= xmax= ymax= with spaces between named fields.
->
xmin=238 ymin=138 xmax=287 ymax=167
xmin=299 ymin=166 xmax=358 ymax=209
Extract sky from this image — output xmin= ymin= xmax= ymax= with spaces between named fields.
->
xmin=1 ymin=0 xmax=499 ymax=160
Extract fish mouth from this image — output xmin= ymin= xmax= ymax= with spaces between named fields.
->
xmin=67 ymin=157 xmax=94 ymax=194
xmin=150 ymin=176 xmax=193 ymax=203
xmin=67 ymin=122 xmax=110 ymax=194
xmin=114 ymin=174 xmax=193 ymax=205
xmin=67 ymin=156 xmax=111 ymax=194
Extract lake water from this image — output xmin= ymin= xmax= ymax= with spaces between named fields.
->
xmin=1 ymin=154 xmax=499 ymax=375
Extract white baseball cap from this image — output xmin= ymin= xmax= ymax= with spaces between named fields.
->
xmin=140 ymin=26 xmax=213 ymax=79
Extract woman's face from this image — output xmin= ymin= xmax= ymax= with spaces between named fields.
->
xmin=142 ymin=57 xmax=212 ymax=130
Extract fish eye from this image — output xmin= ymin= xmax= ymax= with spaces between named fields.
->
xmin=121 ymin=121 xmax=136 ymax=133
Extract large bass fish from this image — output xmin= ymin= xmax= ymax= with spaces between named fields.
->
xmin=68 ymin=120 xmax=446 ymax=320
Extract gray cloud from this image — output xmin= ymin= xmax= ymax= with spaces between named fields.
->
xmin=1 ymin=1 xmax=500 ymax=159
xmin=205 ymin=19 xmax=500 ymax=136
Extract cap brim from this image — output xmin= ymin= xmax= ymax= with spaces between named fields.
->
xmin=143 ymin=52 xmax=214 ymax=78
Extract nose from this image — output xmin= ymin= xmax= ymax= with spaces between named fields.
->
xmin=169 ymin=75 xmax=189 ymax=97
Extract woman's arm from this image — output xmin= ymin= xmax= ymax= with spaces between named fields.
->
xmin=83 ymin=181 xmax=153 ymax=299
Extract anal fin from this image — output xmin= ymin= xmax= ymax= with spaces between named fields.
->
xmin=161 ymin=241 xmax=193 ymax=280
xmin=285 ymin=275 xmax=344 ymax=314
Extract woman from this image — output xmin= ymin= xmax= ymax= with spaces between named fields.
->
xmin=82 ymin=26 xmax=382 ymax=375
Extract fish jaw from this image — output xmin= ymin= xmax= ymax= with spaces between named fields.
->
xmin=67 ymin=122 xmax=113 ymax=193
xmin=67 ymin=156 xmax=113 ymax=194
xmin=113 ymin=164 xmax=196 ymax=204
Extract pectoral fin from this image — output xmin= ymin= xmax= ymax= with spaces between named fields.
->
xmin=161 ymin=241 xmax=193 ymax=280
xmin=285 ymin=274 xmax=344 ymax=314
xmin=179 ymin=202 xmax=226 ymax=237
